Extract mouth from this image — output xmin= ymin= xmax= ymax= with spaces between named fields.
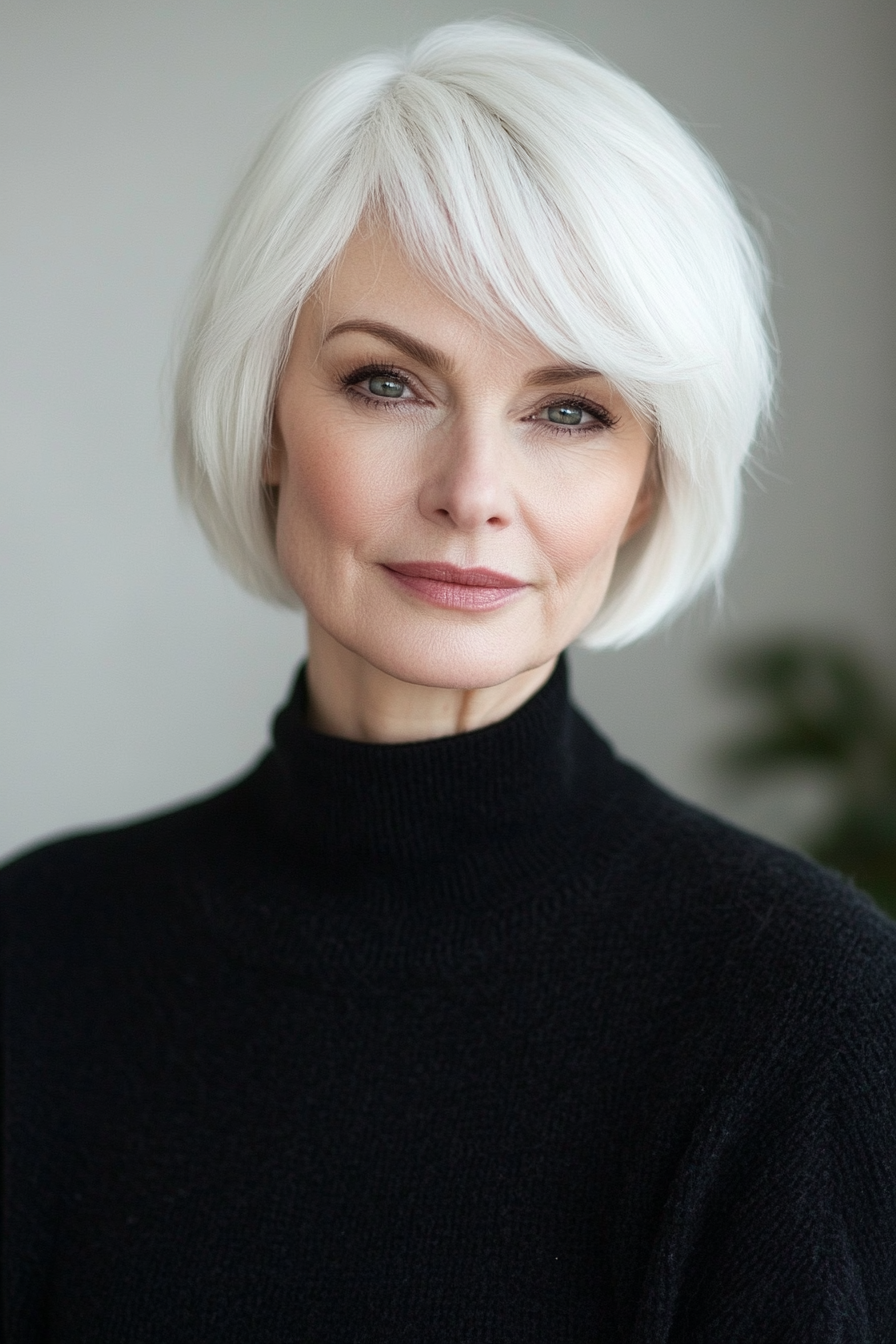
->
xmin=382 ymin=561 xmax=529 ymax=612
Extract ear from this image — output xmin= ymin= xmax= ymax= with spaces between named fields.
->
xmin=621 ymin=453 xmax=659 ymax=545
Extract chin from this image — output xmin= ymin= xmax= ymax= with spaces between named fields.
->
xmin=352 ymin=615 xmax=553 ymax=691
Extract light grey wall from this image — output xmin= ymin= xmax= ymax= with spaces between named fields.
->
xmin=2 ymin=0 xmax=894 ymax=861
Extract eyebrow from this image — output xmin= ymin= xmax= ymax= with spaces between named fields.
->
xmin=524 ymin=363 xmax=604 ymax=387
xmin=321 ymin=320 xmax=603 ymax=387
xmin=322 ymin=321 xmax=454 ymax=377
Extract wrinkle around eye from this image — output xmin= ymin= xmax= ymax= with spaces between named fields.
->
xmin=525 ymin=400 xmax=619 ymax=437
xmin=339 ymin=361 xmax=433 ymax=407
xmin=345 ymin=384 xmax=427 ymax=414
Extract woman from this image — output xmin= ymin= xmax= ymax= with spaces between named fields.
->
xmin=3 ymin=21 xmax=894 ymax=1341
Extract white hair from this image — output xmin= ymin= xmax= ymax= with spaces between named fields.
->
xmin=174 ymin=20 xmax=774 ymax=647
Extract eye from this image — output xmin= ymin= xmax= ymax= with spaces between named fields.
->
xmin=530 ymin=397 xmax=618 ymax=432
xmin=367 ymin=372 xmax=408 ymax=400
xmin=341 ymin=363 xmax=418 ymax=405
xmin=544 ymin=403 xmax=590 ymax=426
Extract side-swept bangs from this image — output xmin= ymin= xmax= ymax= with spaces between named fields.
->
xmin=174 ymin=20 xmax=774 ymax=646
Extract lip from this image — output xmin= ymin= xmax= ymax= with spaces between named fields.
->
xmin=383 ymin=561 xmax=529 ymax=612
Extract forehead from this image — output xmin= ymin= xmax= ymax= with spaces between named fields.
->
xmin=326 ymin=226 xmax=443 ymax=311
xmin=302 ymin=224 xmax=557 ymax=370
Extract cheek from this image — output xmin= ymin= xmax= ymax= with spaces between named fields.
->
xmin=276 ymin=416 xmax=405 ymax=559
xmin=530 ymin=462 xmax=644 ymax=584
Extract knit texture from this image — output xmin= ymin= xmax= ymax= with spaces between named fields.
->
xmin=2 ymin=658 xmax=895 ymax=1342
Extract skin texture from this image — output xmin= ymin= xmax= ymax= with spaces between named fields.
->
xmin=267 ymin=227 xmax=656 ymax=743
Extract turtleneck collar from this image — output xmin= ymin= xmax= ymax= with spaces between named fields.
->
xmin=268 ymin=655 xmax=611 ymax=866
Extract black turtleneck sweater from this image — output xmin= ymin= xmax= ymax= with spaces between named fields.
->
xmin=2 ymin=659 xmax=895 ymax=1342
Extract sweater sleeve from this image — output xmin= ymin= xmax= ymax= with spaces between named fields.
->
xmin=634 ymin=926 xmax=896 ymax=1344
xmin=826 ymin=948 xmax=896 ymax=1340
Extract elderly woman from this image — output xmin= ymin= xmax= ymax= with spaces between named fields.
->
xmin=2 ymin=21 xmax=894 ymax=1342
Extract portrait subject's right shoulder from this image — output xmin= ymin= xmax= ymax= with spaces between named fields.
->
xmin=0 ymin=754 xmax=277 ymax=937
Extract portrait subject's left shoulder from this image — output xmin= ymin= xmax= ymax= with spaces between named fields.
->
xmin=600 ymin=755 xmax=896 ymax=1007
xmin=601 ymin=774 xmax=896 ymax=1338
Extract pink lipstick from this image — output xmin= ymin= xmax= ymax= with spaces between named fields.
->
xmin=383 ymin=561 xmax=528 ymax=612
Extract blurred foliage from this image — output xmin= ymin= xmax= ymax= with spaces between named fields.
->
xmin=714 ymin=634 xmax=896 ymax=918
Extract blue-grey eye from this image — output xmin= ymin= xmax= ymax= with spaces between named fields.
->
xmin=547 ymin=403 xmax=584 ymax=425
xmin=369 ymin=374 xmax=406 ymax=399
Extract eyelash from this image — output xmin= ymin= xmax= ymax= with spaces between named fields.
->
xmin=340 ymin=363 xmax=418 ymax=408
xmin=531 ymin=396 xmax=620 ymax=435
xmin=339 ymin=362 xmax=619 ymax=435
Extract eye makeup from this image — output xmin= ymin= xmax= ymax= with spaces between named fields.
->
xmin=339 ymin=361 xmax=619 ymax=438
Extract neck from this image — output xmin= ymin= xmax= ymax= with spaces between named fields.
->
xmin=304 ymin=619 xmax=557 ymax=744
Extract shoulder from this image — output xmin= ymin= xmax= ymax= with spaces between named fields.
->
xmin=0 ymin=755 xmax=276 ymax=940
xmin=599 ymin=744 xmax=894 ymax=937
xmin=607 ymin=788 xmax=896 ymax=1337
xmin=598 ymin=762 xmax=896 ymax=1155
xmin=600 ymin=755 xmax=896 ymax=1026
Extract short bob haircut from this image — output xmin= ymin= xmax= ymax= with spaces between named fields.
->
xmin=174 ymin=20 xmax=774 ymax=648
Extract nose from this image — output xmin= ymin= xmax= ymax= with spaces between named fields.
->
xmin=417 ymin=415 xmax=515 ymax=533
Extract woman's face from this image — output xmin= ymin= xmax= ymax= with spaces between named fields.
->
xmin=269 ymin=227 xmax=655 ymax=691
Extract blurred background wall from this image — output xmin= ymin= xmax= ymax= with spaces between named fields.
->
xmin=2 ymin=0 xmax=894 ymax=862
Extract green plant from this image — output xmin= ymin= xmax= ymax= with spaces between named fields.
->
xmin=714 ymin=634 xmax=896 ymax=917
